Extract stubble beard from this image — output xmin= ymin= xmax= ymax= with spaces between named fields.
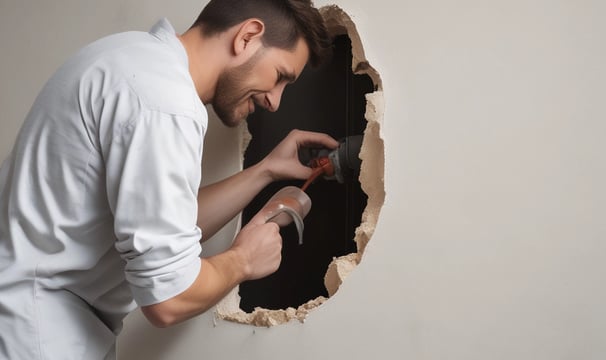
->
xmin=212 ymin=48 xmax=264 ymax=128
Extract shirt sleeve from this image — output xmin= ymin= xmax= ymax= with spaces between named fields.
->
xmin=99 ymin=85 xmax=205 ymax=306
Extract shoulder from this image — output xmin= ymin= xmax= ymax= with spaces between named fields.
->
xmin=77 ymin=30 xmax=204 ymax=120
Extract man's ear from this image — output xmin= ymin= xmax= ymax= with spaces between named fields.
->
xmin=233 ymin=19 xmax=265 ymax=56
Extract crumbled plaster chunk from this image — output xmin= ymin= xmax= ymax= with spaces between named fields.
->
xmin=357 ymin=91 xmax=385 ymax=253
xmin=324 ymin=253 xmax=360 ymax=297
xmin=321 ymin=6 xmax=383 ymax=87
xmin=218 ymin=297 xmax=328 ymax=327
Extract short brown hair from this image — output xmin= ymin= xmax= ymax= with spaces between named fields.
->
xmin=192 ymin=0 xmax=332 ymax=67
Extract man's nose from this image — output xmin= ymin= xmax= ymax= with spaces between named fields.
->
xmin=264 ymin=83 xmax=287 ymax=112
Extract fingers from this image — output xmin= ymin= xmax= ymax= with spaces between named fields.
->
xmin=233 ymin=220 xmax=282 ymax=280
xmin=288 ymin=129 xmax=339 ymax=150
xmin=259 ymin=129 xmax=338 ymax=182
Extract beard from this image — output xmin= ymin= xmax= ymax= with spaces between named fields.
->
xmin=212 ymin=49 xmax=264 ymax=127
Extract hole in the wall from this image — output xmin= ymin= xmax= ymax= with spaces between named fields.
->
xmin=238 ymin=33 xmax=370 ymax=312
xmin=215 ymin=5 xmax=385 ymax=327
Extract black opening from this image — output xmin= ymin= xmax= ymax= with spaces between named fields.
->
xmin=239 ymin=35 xmax=374 ymax=311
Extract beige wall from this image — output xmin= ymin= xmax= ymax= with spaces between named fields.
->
xmin=2 ymin=1 xmax=606 ymax=359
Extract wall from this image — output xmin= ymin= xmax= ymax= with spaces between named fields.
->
xmin=1 ymin=1 xmax=605 ymax=359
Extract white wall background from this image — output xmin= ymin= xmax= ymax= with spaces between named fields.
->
xmin=1 ymin=1 xmax=605 ymax=359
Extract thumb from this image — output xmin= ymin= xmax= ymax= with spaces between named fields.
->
xmin=293 ymin=165 xmax=313 ymax=180
xmin=248 ymin=204 xmax=276 ymax=227
xmin=280 ymin=161 xmax=313 ymax=180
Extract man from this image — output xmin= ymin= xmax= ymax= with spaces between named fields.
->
xmin=0 ymin=0 xmax=336 ymax=358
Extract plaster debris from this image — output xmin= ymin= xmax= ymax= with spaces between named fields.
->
xmin=320 ymin=5 xmax=383 ymax=88
xmin=357 ymin=91 xmax=385 ymax=254
xmin=216 ymin=4 xmax=385 ymax=327
xmin=218 ymin=295 xmax=328 ymax=327
xmin=324 ymin=253 xmax=360 ymax=297
xmin=240 ymin=122 xmax=252 ymax=160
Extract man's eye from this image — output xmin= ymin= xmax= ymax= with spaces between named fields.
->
xmin=277 ymin=72 xmax=283 ymax=83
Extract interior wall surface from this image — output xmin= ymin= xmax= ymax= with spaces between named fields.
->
xmin=1 ymin=1 xmax=605 ymax=359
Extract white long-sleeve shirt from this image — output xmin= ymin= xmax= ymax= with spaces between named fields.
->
xmin=0 ymin=18 xmax=206 ymax=359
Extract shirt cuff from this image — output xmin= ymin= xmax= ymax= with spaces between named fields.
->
xmin=129 ymin=254 xmax=201 ymax=306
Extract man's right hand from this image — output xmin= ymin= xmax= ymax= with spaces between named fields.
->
xmin=230 ymin=209 xmax=283 ymax=281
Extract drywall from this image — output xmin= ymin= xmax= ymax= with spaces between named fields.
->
xmin=2 ymin=1 xmax=606 ymax=359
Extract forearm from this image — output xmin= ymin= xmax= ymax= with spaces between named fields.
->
xmin=141 ymin=210 xmax=282 ymax=327
xmin=196 ymin=130 xmax=338 ymax=241
xmin=140 ymin=250 xmax=248 ymax=327
xmin=197 ymin=160 xmax=272 ymax=241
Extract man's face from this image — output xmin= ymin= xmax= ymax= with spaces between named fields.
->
xmin=212 ymin=37 xmax=310 ymax=127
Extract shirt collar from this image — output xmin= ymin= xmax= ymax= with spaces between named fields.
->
xmin=149 ymin=18 xmax=188 ymax=65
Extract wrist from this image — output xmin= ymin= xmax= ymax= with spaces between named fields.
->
xmin=251 ymin=158 xmax=276 ymax=184
xmin=224 ymin=247 xmax=252 ymax=282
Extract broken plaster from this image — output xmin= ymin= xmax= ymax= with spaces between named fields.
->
xmin=215 ymin=5 xmax=385 ymax=327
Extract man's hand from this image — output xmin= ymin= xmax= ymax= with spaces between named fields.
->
xmin=260 ymin=129 xmax=339 ymax=182
xmin=230 ymin=208 xmax=283 ymax=280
